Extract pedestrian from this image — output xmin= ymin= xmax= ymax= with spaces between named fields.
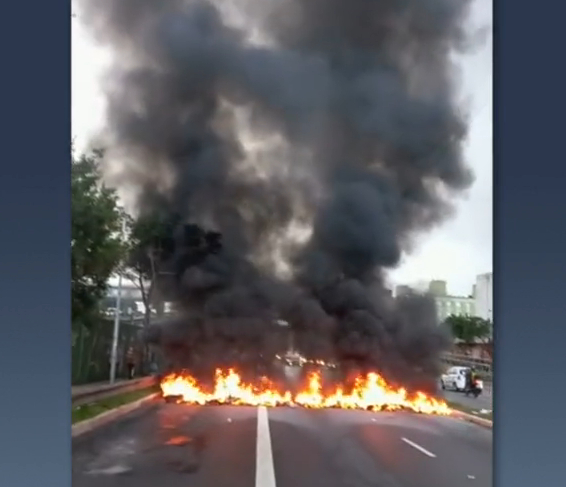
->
xmin=464 ymin=367 xmax=473 ymax=392
xmin=126 ymin=347 xmax=135 ymax=379
xmin=471 ymin=368 xmax=479 ymax=387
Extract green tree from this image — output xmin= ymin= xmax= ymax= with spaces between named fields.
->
xmin=125 ymin=215 xmax=222 ymax=328
xmin=125 ymin=213 xmax=177 ymax=328
xmin=445 ymin=314 xmax=492 ymax=344
xmin=72 ymin=149 xmax=126 ymax=328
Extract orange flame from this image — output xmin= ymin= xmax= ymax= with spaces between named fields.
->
xmin=160 ymin=369 xmax=451 ymax=415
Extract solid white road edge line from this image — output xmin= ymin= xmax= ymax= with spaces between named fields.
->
xmin=256 ymin=406 xmax=277 ymax=487
xmin=401 ymin=437 xmax=437 ymax=458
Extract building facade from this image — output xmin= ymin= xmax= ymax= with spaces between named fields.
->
xmin=395 ymin=280 xmax=475 ymax=322
xmin=427 ymin=280 xmax=475 ymax=322
xmin=428 ymin=280 xmax=447 ymax=296
xmin=474 ymin=272 xmax=493 ymax=322
xmin=106 ymin=283 xmax=143 ymax=301
xmin=435 ymin=295 xmax=475 ymax=322
xmin=394 ymin=285 xmax=413 ymax=297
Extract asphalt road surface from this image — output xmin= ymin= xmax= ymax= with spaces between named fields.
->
xmin=441 ymin=388 xmax=493 ymax=412
xmin=72 ymin=399 xmax=492 ymax=487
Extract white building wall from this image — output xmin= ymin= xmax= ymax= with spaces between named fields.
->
xmin=475 ymin=272 xmax=493 ymax=321
xmin=107 ymin=285 xmax=143 ymax=300
xmin=435 ymin=296 xmax=475 ymax=322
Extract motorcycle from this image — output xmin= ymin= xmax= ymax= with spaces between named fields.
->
xmin=465 ymin=379 xmax=483 ymax=398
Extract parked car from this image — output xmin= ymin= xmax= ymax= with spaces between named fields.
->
xmin=440 ymin=366 xmax=470 ymax=392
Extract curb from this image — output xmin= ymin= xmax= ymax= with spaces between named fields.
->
xmin=72 ymin=393 xmax=160 ymax=438
xmin=72 ymin=377 xmax=149 ymax=398
xmin=451 ymin=410 xmax=493 ymax=429
xmin=72 ymin=377 xmax=157 ymax=406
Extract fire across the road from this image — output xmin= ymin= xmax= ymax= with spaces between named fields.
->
xmin=160 ymin=369 xmax=451 ymax=415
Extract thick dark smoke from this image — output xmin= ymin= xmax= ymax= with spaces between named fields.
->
xmin=79 ymin=0 xmax=477 ymax=392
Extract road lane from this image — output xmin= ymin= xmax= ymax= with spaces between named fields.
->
xmin=268 ymin=407 xmax=408 ymax=487
xmin=72 ymin=400 xmax=258 ymax=487
xmin=268 ymin=407 xmax=492 ymax=487
xmin=72 ymin=400 xmax=492 ymax=487
xmin=442 ymin=388 xmax=493 ymax=412
xmin=355 ymin=412 xmax=492 ymax=487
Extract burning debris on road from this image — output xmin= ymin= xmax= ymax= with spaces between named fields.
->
xmin=159 ymin=368 xmax=451 ymax=415
xmin=78 ymin=0 xmax=480 ymax=395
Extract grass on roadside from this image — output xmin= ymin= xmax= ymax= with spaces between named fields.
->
xmin=72 ymin=386 xmax=160 ymax=424
xmin=447 ymin=400 xmax=493 ymax=421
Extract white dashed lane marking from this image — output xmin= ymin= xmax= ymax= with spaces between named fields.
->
xmin=401 ymin=437 xmax=437 ymax=458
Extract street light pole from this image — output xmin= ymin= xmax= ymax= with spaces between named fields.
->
xmin=110 ymin=215 xmax=127 ymax=384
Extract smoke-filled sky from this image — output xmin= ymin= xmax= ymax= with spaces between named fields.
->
xmin=72 ymin=0 xmax=492 ymax=297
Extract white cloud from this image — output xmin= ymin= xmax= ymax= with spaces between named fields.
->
xmin=71 ymin=15 xmax=110 ymax=153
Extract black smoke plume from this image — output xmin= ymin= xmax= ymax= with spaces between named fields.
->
xmin=78 ymin=0 xmax=477 ymax=392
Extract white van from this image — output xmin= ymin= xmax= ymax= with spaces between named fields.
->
xmin=440 ymin=366 xmax=470 ymax=391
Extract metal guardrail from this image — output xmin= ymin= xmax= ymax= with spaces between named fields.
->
xmin=441 ymin=353 xmax=492 ymax=369
xmin=442 ymin=352 xmax=492 ymax=366
xmin=72 ymin=376 xmax=157 ymax=407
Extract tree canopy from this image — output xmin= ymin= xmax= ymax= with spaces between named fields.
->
xmin=71 ymin=149 xmax=126 ymax=328
xmin=445 ymin=314 xmax=492 ymax=344
xmin=124 ymin=214 xmax=224 ymax=326
xmin=124 ymin=212 xmax=177 ymax=325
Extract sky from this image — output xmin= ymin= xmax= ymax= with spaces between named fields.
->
xmin=71 ymin=0 xmax=492 ymax=297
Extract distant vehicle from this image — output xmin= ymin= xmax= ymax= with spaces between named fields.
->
xmin=440 ymin=366 xmax=470 ymax=392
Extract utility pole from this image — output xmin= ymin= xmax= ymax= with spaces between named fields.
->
xmin=110 ymin=215 xmax=127 ymax=384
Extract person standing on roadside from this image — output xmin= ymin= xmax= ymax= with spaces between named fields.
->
xmin=126 ymin=347 xmax=135 ymax=379
xmin=471 ymin=368 xmax=479 ymax=388
xmin=464 ymin=367 xmax=473 ymax=391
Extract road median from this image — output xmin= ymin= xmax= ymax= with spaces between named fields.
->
xmin=72 ymin=385 xmax=161 ymax=438
xmin=72 ymin=376 xmax=157 ymax=407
